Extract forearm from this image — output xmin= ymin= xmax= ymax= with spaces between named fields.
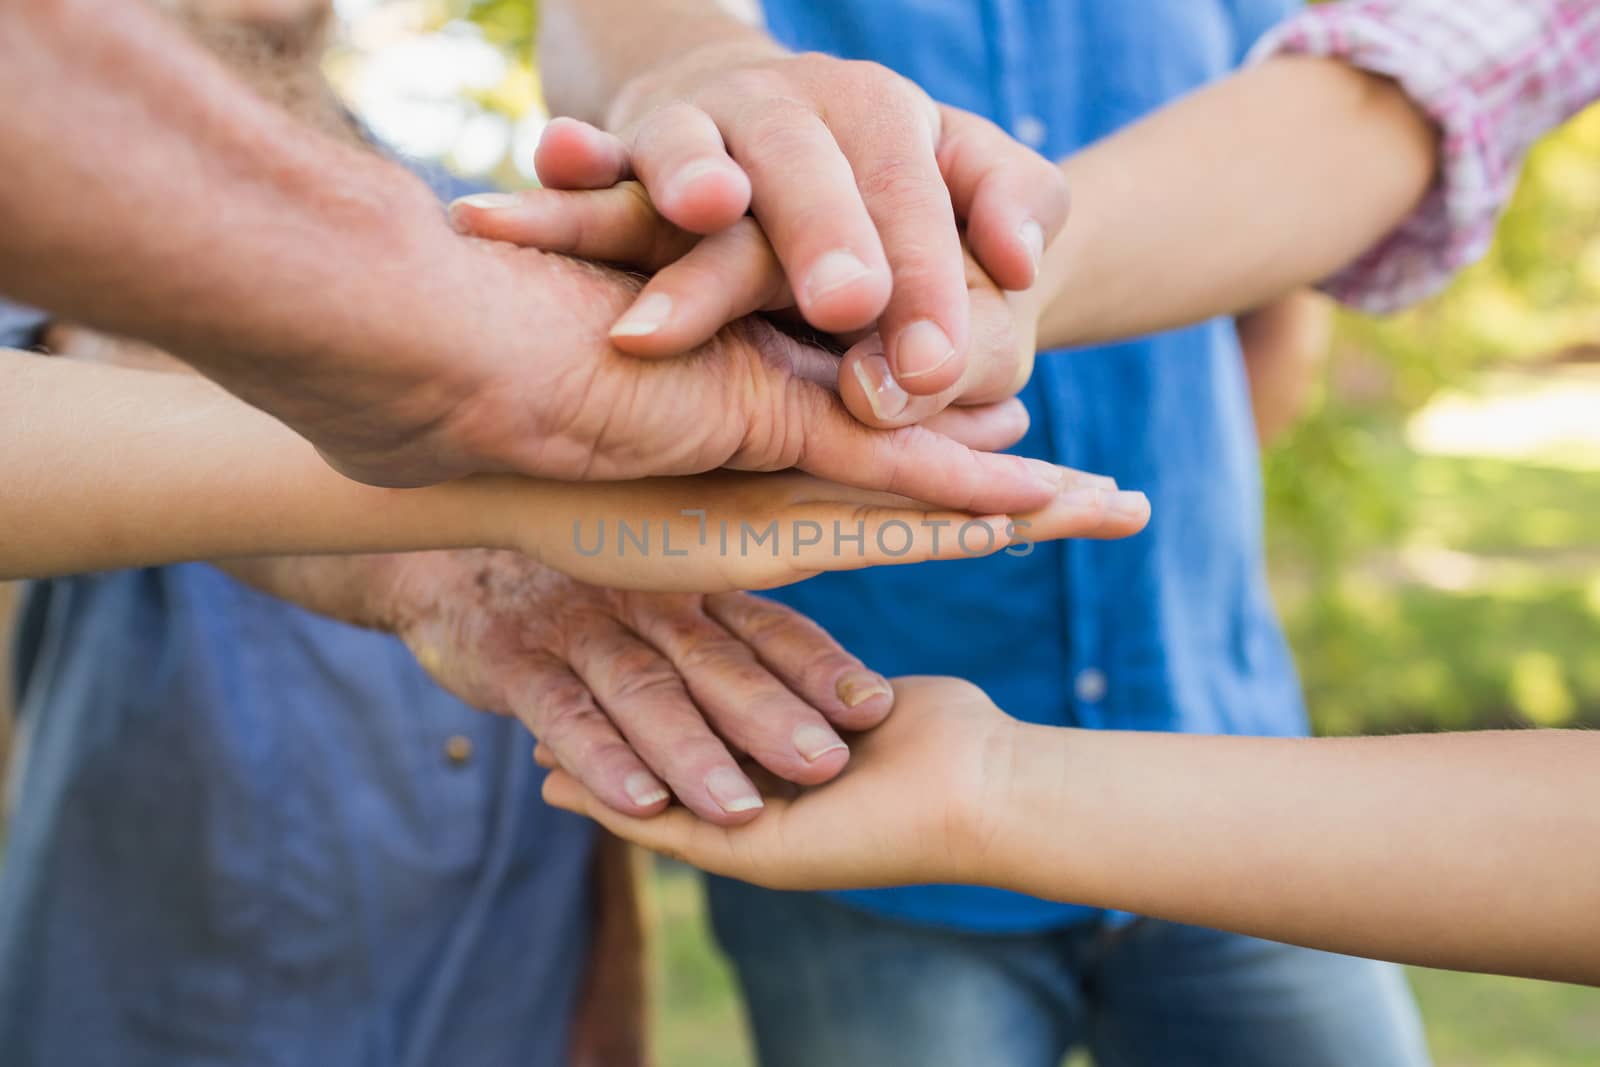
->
xmin=0 ymin=1 xmax=469 ymax=406
xmin=0 ymin=351 xmax=501 ymax=578
xmin=540 ymin=0 xmax=773 ymax=124
xmin=1036 ymin=57 xmax=1438 ymax=349
xmin=993 ymin=725 xmax=1600 ymax=985
xmin=1237 ymin=289 xmax=1334 ymax=445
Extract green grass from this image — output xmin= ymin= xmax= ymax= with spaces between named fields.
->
xmin=1267 ymin=442 xmax=1600 ymax=736
xmin=650 ymin=867 xmax=1600 ymax=1067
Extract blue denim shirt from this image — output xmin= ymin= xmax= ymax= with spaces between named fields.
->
xmin=0 ymin=166 xmax=596 ymax=1067
xmin=759 ymin=0 xmax=1307 ymax=932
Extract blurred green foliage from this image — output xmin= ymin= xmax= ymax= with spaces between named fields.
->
xmin=1265 ymin=104 xmax=1600 ymax=735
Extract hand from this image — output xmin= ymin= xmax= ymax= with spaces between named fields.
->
xmin=313 ymin=242 xmax=1063 ymax=515
xmin=523 ymin=44 xmax=1069 ymax=394
xmin=453 ymin=171 xmax=1042 ymax=430
xmin=495 ymin=467 xmax=1149 ymax=594
xmin=381 ymin=548 xmax=901 ymax=826
xmin=540 ymin=676 xmax=1024 ymax=890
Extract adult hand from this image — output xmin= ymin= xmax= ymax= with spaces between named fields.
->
xmin=311 ymin=243 xmax=1061 ymax=514
xmin=454 ymin=171 xmax=1041 ymax=431
xmin=381 ymin=548 xmax=898 ymax=827
xmin=540 ymin=676 xmax=1021 ymax=889
xmin=528 ymin=44 xmax=1069 ymax=394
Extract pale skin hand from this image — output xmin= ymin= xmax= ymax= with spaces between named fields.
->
xmin=544 ymin=676 xmax=1600 ymax=987
xmin=473 ymin=55 xmax=1436 ymax=380
xmin=0 ymin=348 xmax=1148 ymax=584
xmin=453 ymin=160 xmax=1043 ymax=432
xmin=537 ymin=0 xmax=1070 ymax=392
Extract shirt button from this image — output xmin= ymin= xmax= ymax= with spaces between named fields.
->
xmin=444 ymin=735 xmax=474 ymax=767
xmin=1014 ymin=114 xmax=1048 ymax=150
xmin=1075 ymin=668 xmax=1108 ymax=704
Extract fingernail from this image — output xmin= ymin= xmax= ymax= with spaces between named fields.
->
xmin=664 ymin=159 xmax=732 ymax=206
xmin=1022 ymin=457 xmax=1068 ymax=490
xmin=837 ymin=671 xmax=892 ymax=708
xmin=1065 ymin=470 xmax=1117 ymax=492
xmin=451 ymin=192 xmax=520 ymax=211
xmin=1059 ymin=486 xmax=1107 ymax=511
xmin=624 ymin=772 xmax=670 ymax=808
xmin=447 ymin=193 xmax=521 ymax=233
xmin=611 ymin=292 xmax=674 ymax=338
xmin=706 ymin=767 xmax=764 ymax=814
xmin=1107 ymin=490 xmax=1151 ymax=521
xmin=793 ymin=724 xmax=848 ymax=763
xmin=804 ymin=249 xmax=872 ymax=305
xmin=1018 ymin=219 xmax=1045 ymax=275
xmin=852 ymin=355 xmax=910 ymax=420
xmin=893 ymin=320 xmax=957 ymax=380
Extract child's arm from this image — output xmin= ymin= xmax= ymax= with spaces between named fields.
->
xmin=0 ymin=349 xmax=1145 ymax=583
xmin=1033 ymin=55 xmax=1438 ymax=347
xmin=467 ymin=0 xmax=1600 ymax=365
xmin=542 ymin=676 xmax=1600 ymax=987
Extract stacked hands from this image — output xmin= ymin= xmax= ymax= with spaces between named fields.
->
xmin=412 ymin=54 xmax=1144 ymax=832
xmin=5 ymin=42 xmax=1148 ymax=840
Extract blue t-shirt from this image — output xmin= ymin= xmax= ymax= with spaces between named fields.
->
xmin=0 ymin=168 xmax=595 ymax=1067
xmin=755 ymin=0 xmax=1306 ymax=933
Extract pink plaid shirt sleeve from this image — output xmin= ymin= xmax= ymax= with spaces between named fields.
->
xmin=1250 ymin=0 xmax=1600 ymax=313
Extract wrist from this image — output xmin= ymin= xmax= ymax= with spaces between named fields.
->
xmin=946 ymin=716 xmax=1049 ymax=887
xmin=959 ymin=721 xmax=1097 ymax=898
xmin=608 ymin=30 xmax=789 ymax=131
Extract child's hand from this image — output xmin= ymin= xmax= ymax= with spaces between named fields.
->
xmin=451 ymin=120 xmax=1043 ymax=433
xmin=540 ymin=676 xmax=1021 ymax=889
xmin=501 ymin=467 xmax=1149 ymax=594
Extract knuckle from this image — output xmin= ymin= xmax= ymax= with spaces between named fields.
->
xmin=739 ymin=99 xmax=824 ymax=159
xmin=717 ymin=66 xmax=787 ymax=105
xmin=608 ymin=660 xmax=686 ymax=704
xmin=674 ymin=636 xmax=760 ymax=681
xmin=541 ymin=696 xmax=608 ymax=749
xmin=857 ymin=153 xmax=944 ymax=208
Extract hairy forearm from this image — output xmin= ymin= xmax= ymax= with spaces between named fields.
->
xmin=0 ymin=1 xmax=468 ymax=408
xmin=539 ymin=0 xmax=772 ymax=123
xmin=1036 ymin=57 xmax=1438 ymax=349
xmin=992 ymin=725 xmax=1600 ymax=985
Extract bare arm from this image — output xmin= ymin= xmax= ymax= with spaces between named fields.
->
xmin=539 ymin=0 xmax=769 ymax=125
xmin=0 ymin=1 xmax=476 ymax=465
xmin=543 ymin=678 xmax=1600 ymax=986
xmin=999 ymin=723 xmax=1600 ymax=985
xmin=1036 ymin=57 xmax=1439 ymax=349
xmin=1236 ymin=290 xmax=1334 ymax=445
xmin=4 ymin=1 xmax=1068 ymax=509
xmin=0 ymin=349 xmax=1139 ymax=584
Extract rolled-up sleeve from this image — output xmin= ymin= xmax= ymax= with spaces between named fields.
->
xmin=1250 ymin=0 xmax=1600 ymax=313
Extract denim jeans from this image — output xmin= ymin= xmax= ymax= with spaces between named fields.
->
xmin=707 ymin=878 xmax=1431 ymax=1067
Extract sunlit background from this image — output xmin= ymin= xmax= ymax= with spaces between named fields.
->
xmin=4 ymin=2 xmax=1599 ymax=1064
